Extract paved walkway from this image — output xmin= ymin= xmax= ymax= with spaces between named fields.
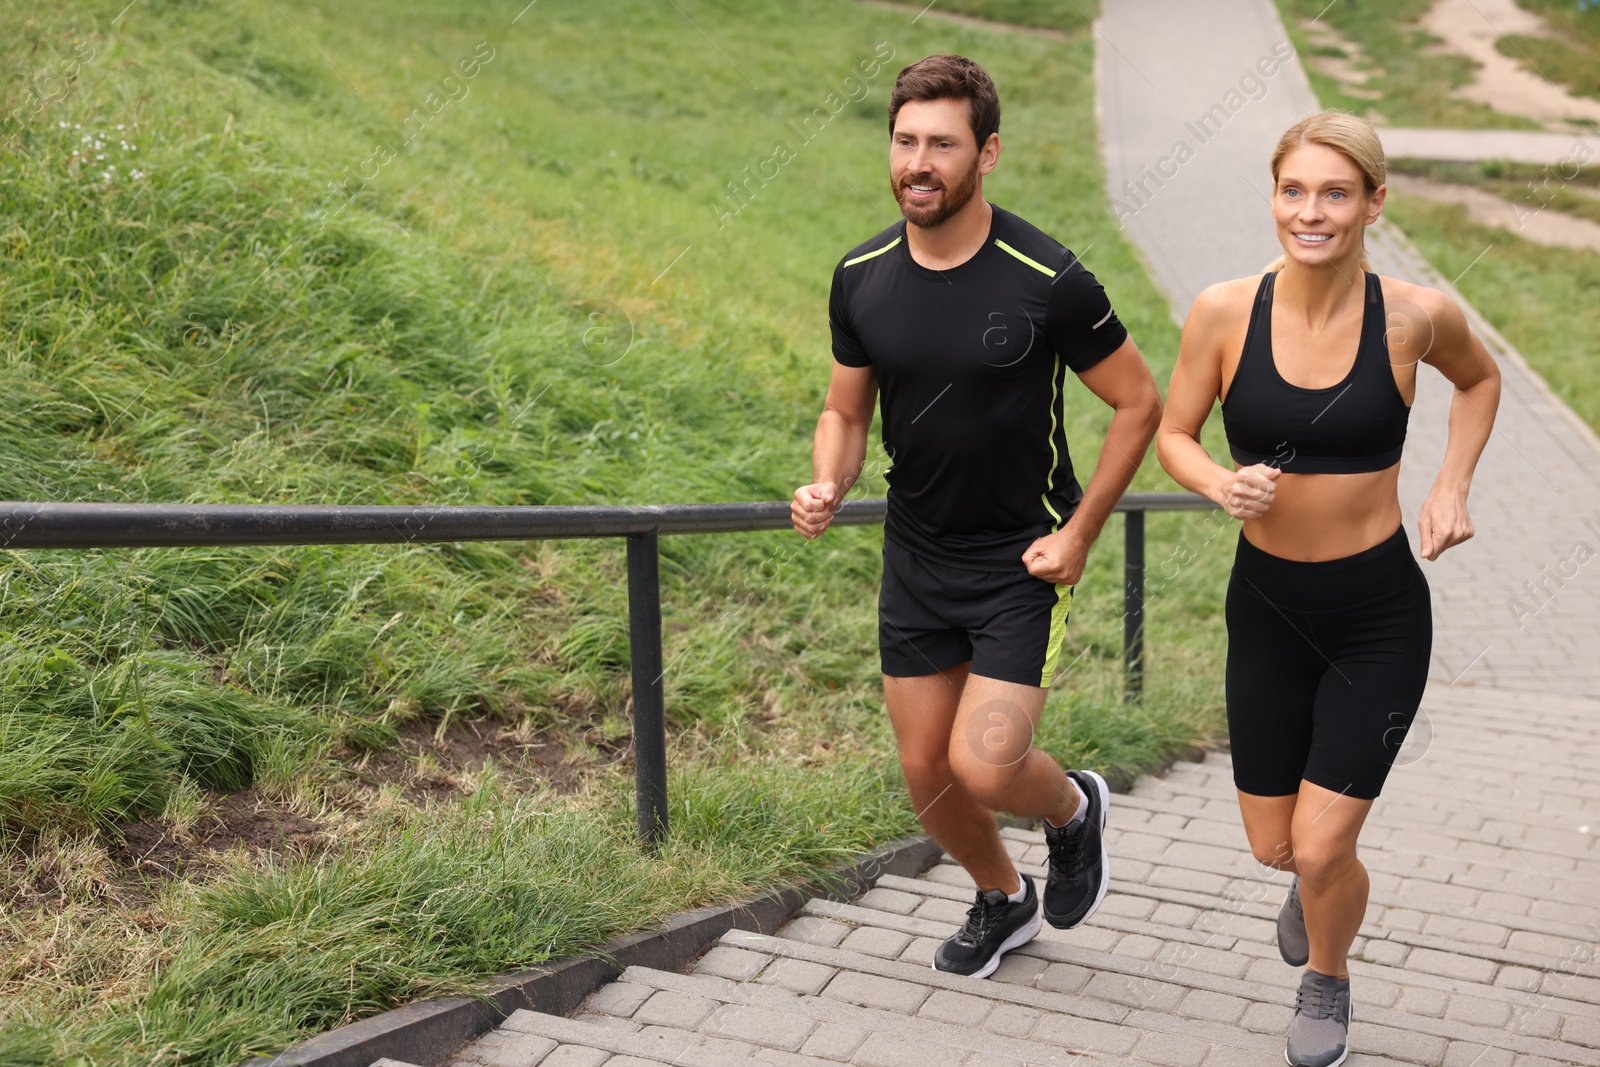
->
xmin=393 ymin=5 xmax=1600 ymax=1066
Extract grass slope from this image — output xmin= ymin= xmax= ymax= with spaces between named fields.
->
xmin=0 ymin=0 xmax=1229 ymax=1062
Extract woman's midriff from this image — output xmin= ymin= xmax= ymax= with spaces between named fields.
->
xmin=1240 ymin=464 xmax=1403 ymax=562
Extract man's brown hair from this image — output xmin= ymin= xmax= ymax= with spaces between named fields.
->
xmin=888 ymin=54 xmax=1001 ymax=147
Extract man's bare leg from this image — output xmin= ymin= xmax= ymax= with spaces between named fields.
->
xmin=884 ymin=664 xmax=1020 ymax=893
xmin=947 ymin=672 xmax=1080 ymax=826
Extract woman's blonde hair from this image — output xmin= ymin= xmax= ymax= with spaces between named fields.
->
xmin=1263 ymin=110 xmax=1386 ymax=272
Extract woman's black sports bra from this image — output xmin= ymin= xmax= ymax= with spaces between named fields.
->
xmin=1221 ymin=271 xmax=1409 ymax=474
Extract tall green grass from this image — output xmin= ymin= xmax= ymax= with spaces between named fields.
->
xmin=0 ymin=0 xmax=1231 ymax=1062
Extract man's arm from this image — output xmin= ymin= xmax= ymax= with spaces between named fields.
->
xmin=1022 ymin=337 xmax=1162 ymax=582
xmin=793 ymin=362 xmax=878 ymax=539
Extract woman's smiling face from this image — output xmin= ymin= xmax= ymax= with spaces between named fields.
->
xmin=1272 ymin=142 xmax=1385 ymax=268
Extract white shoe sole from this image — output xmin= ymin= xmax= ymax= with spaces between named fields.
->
xmin=1076 ymin=769 xmax=1111 ymax=925
xmin=932 ymin=909 xmax=1042 ymax=980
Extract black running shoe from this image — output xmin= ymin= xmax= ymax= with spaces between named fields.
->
xmin=932 ymin=873 xmax=1042 ymax=979
xmin=1042 ymin=769 xmax=1110 ymax=929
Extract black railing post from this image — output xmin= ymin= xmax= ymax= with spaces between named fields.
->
xmin=626 ymin=529 xmax=668 ymax=850
xmin=1123 ymin=509 xmax=1145 ymax=704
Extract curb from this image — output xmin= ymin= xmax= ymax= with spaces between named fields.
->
xmin=242 ymin=831 xmax=944 ymax=1067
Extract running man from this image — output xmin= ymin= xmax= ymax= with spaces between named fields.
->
xmin=792 ymin=54 xmax=1162 ymax=978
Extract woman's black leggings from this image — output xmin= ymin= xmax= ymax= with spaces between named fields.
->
xmin=1225 ymin=526 xmax=1432 ymax=800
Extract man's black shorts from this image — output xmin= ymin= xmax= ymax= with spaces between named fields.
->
xmin=878 ymin=536 xmax=1073 ymax=688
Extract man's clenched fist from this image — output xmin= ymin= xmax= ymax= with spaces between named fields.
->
xmin=792 ymin=482 xmax=840 ymax=539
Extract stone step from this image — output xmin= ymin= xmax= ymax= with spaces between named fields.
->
xmin=1018 ymin=801 xmax=1600 ymax=910
xmin=1103 ymin=787 xmax=1600 ymax=868
xmin=1141 ymin=765 xmax=1600 ymax=832
xmin=1163 ymin=757 xmax=1600 ymax=822
xmin=722 ymin=926 xmax=1599 ymax=1066
xmin=984 ymin=826 xmax=1600 ymax=922
xmin=836 ymin=882 xmax=1600 ymax=1027
xmin=494 ymin=1007 xmax=835 ymax=1066
xmin=588 ymin=963 xmax=1158 ymax=1067
xmin=936 ymin=852 xmax=1591 ymax=975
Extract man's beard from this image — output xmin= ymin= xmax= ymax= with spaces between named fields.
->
xmin=893 ymin=159 xmax=980 ymax=229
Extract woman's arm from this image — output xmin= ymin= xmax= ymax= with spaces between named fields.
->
xmin=1413 ymin=289 xmax=1501 ymax=560
xmin=1156 ymin=283 xmax=1279 ymax=518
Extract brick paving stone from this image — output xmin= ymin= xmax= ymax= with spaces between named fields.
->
xmin=1506 ymin=1003 xmax=1564 ymax=1040
xmin=633 ymin=991 xmax=718 ymax=1031
xmin=758 ymin=958 xmax=837 ymax=996
xmin=1098 ymin=894 xmax=1158 ymax=920
xmin=1150 ymin=902 xmax=1202 ymax=929
xmin=1397 ymin=986 xmax=1451 ymax=1019
xmin=1199 ymin=1047 xmax=1280 ymax=1067
xmin=1494 ymin=966 xmax=1544 ymax=993
xmin=1443 ymin=1044 xmax=1515 ymax=1067
xmin=1132 ymin=1030 xmax=1213 ymax=1067
xmin=1115 ymin=934 xmax=1165 ymax=960
xmin=1083 ymin=971 xmax=1186 ymax=1013
xmin=585 ymin=981 xmax=652 ymax=1018
xmin=1360 ymin=1024 xmax=1449 ymax=1065
xmin=983 ymin=1003 xmax=1042 ymax=1038
xmin=1035 ymin=961 xmax=1092 ymax=994
xmin=781 ymin=917 xmax=853 ymax=948
xmin=857 ymin=888 xmax=922 ymax=915
xmin=702 ymin=1005 xmax=817 ymax=1051
xmin=800 ymin=1022 xmax=871 ymax=1061
xmin=1361 ymin=940 xmax=1413 ymax=967
xmin=990 ymin=952 xmax=1048 ymax=986
xmin=462 ymin=1032 xmax=560 ymax=1067
xmin=1239 ymin=1001 xmax=1291 ymax=1035
xmin=1029 ymin=1012 xmax=1141 ymax=1056
xmin=1177 ymin=989 xmax=1250 ymax=1025
xmin=896 ymin=936 xmax=940 ymax=969
xmin=1562 ymin=1013 xmax=1600 ymax=1048
xmin=1157 ymin=941 xmax=1254 ymax=980
xmin=839 ymin=927 xmax=914 ymax=960
xmin=541 ymin=1049 xmax=610 ymax=1067
xmin=1444 ymin=993 xmax=1515 ymax=1030
xmin=822 ymin=971 xmax=931 ymax=1014
xmin=910 ymin=898 xmax=972 ymax=926
xmin=696 ymin=947 xmax=772 ymax=982
xmin=915 ymin=989 xmax=993 ymax=1029
xmin=850 ymin=1031 xmax=967 ymax=1067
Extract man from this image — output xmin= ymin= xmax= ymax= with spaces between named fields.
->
xmin=792 ymin=54 xmax=1162 ymax=978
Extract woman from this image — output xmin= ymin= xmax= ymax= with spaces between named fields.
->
xmin=1156 ymin=111 xmax=1500 ymax=1067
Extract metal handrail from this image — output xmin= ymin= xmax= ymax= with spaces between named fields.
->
xmin=0 ymin=492 xmax=1218 ymax=847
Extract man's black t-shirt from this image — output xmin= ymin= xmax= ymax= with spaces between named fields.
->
xmin=829 ymin=205 xmax=1129 ymax=570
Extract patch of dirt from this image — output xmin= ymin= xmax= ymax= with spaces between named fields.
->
xmin=1420 ymin=0 xmax=1600 ymax=128
xmin=1301 ymin=19 xmax=1384 ymax=101
xmin=107 ymin=789 xmax=329 ymax=882
xmin=338 ymin=713 xmax=613 ymax=801
xmin=1388 ymin=172 xmax=1600 ymax=250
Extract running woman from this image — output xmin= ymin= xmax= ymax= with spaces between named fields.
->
xmin=792 ymin=54 xmax=1162 ymax=979
xmin=1156 ymin=111 xmax=1500 ymax=1067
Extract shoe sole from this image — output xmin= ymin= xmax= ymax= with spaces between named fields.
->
xmin=1044 ymin=769 xmax=1110 ymax=930
xmin=1284 ymin=1004 xmax=1350 ymax=1067
xmin=932 ymin=909 xmax=1042 ymax=980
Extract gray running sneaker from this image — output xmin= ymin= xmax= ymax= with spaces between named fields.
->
xmin=1285 ymin=970 xmax=1351 ymax=1067
xmin=1277 ymin=876 xmax=1310 ymax=966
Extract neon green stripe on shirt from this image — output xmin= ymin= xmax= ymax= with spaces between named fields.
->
xmin=996 ymin=239 xmax=1055 ymax=277
xmin=843 ymin=236 xmax=902 ymax=268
